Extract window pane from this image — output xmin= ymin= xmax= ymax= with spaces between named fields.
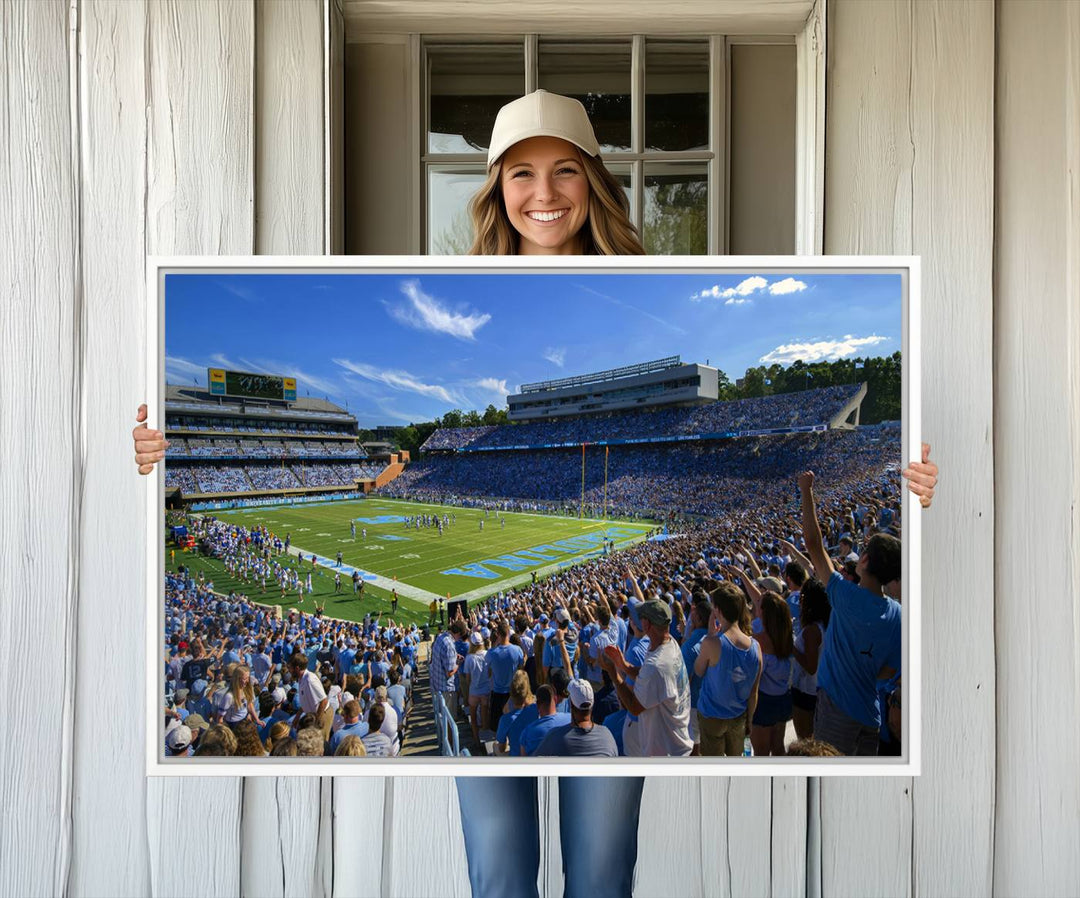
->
xmin=428 ymin=167 xmax=487 ymax=254
xmin=645 ymin=40 xmax=709 ymax=152
xmin=604 ymin=163 xmax=634 ymax=222
xmin=428 ymin=44 xmax=524 ymax=154
xmin=538 ymin=41 xmax=631 ymax=153
xmin=643 ymin=163 xmax=707 ymax=255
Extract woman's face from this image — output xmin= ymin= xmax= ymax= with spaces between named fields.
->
xmin=499 ymin=136 xmax=590 ymax=255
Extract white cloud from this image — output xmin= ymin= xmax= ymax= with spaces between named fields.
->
xmin=284 ymin=368 xmax=339 ymax=398
xmin=208 ymin=353 xmax=244 ymax=371
xmin=759 ymin=334 xmax=889 ymax=364
xmin=333 ymin=358 xmax=460 ymax=404
xmin=473 ymin=377 xmax=509 ymax=396
xmin=692 ymin=275 xmax=808 ymax=302
xmin=768 ymin=277 xmax=808 ymax=295
xmin=388 ymin=279 xmax=491 ymax=341
xmin=165 ymin=355 xmax=207 ymax=385
xmin=692 ymin=276 xmax=767 ymax=302
xmin=215 ymin=279 xmax=259 ymax=303
xmin=543 ymin=347 xmax=566 ymax=367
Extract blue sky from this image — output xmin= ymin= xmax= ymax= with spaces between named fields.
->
xmin=165 ymin=271 xmax=902 ymax=427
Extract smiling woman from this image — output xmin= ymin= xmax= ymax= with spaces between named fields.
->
xmin=466 ymin=90 xmax=645 ymax=256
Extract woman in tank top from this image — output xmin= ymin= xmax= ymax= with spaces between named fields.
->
xmin=750 ymin=591 xmax=794 ymax=756
xmin=790 ymin=577 xmax=830 ymax=739
xmin=694 ymin=580 xmax=763 ymax=756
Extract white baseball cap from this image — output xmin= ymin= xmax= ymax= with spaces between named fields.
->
xmin=486 ymin=90 xmax=601 ymax=169
xmin=568 ymin=679 xmax=594 ymax=710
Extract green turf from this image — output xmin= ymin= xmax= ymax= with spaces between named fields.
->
xmin=171 ymin=497 xmax=657 ymax=626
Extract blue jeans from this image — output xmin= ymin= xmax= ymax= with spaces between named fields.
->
xmin=455 ymin=776 xmax=645 ymax=898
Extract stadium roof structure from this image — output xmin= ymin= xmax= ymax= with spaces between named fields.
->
xmin=519 ymin=356 xmax=682 ymax=394
xmin=164 ymin=384 xmax=354 ymax=420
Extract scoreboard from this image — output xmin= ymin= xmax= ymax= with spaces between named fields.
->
xmin=208 ymin=368 xmax=297 ymax=402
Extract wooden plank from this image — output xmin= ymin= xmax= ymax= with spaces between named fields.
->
xmin=384 ymin=777 xmax=471 ymax=898
xmin=69 ymin=1 xmax=153 ymax=894
xmin=698 ymin=780 xmax=773 ymax=898
xmin=144 ymin=3 xmax=254 ymax=895
xmin=993 ymin=2 xmax=1080 ymax=894
xmin=635 ymin=777 xmax=705 ymax=898
xmin=145 ymin=0 xmax=255 ymax=257
xmin=241 ymin=778 xmax=327 ymax=898
xmin=772 ymin=777 xmax=808 ymax=898
xmin=341 ymin=0 xmax=816 ymax=37
xmin=242 ymin=4 xmax=327 ymax=895
xmin=255 ymin=0 xmax=324 ymax=255
xmin=332 ymin=779 xmax=385 ymax=898
xmin=821 ymin=3 xmax=914 ymax=895
xmin=824 ymin=3 xmax=997 ymax=897
xmin=0 ymin=2 xmax=78 ymax=895
xmin=907 ymin=3 xmax=995 ymax=896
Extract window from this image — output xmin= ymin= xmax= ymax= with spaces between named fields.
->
xmin=422 ymin=36 xmax=793 ymax=256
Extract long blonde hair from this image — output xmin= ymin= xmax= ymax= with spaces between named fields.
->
xmin=229 ymin=663 xmax=255 ymax=712
xmin=468 ymin=151 xmax=645 ymax=256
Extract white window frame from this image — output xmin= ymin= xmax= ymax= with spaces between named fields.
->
xmin=395 ymin=0 xmax=825 ymax=256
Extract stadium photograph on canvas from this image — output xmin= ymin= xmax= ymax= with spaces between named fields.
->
xmin=147 ymin=257 xmax=920 ymax=776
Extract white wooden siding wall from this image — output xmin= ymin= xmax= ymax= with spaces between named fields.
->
xmin=994 ymin=2 xmax=1080 ymax=895
xmin=823 ymin=2 xmax=996 ymax=896
xmin=1 ymin=2 xmax=1078 ymax=897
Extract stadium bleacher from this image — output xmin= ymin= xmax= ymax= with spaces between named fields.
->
xmin=419 ymin=384 xmax=862 ymax=453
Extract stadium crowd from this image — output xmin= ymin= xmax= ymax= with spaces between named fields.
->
xmin=382 ymin=429 xmax=893 ymax=519
xmin=162 ymin=524 xmax=422 ymax=759
xmin=419 ymin=384 xmax=861 ymax=453
xmin=163 ymin=429 xmax=906 ymax=761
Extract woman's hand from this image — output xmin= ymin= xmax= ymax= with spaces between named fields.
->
xmin=133 ymin=403 xmax=168 ymax=474
xmin=902 ymin=442 xmax=938 ymax=508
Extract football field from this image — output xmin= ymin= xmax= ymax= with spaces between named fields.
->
xmin=180 ymin=497 xmax=656 ymax=625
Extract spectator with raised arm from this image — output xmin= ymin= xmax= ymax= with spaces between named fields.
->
xmin=798 ymin=470 xmax=901 ymax=755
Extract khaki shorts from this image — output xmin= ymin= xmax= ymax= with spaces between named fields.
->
xmin=698 ymin=710 xmax=747 ymax=756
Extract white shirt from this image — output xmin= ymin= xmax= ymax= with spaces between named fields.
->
xmin=297 ymin=669 xmax=327 ymax=715
xmin=632 ymin=637 xmax=693 ymax=757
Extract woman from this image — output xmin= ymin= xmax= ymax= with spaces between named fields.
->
xmin=132 ymin=89 xmax=939 ymax=898
xmin=790 ymin=577 xmax=830 ymax=739
xmin=214 ymin=663 xmax=260 ymax=730
xmin=461 ymin=631 xmax=492 ymax=748
xmin=694 ymin=581 xmax=762 ymax=756
xmin=452 ymin=90 xmax=646 ymax=898
xmin=749 ymin=591 xmax=794 ymax=756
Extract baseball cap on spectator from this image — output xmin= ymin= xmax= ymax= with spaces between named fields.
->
xmin=539 ymin=613 xmax=549 ymax=623
xmin=481 ymin=627 xmax=491 ymax=639
xmin=469 ymin=632 xmax=484 ymax=646
xmin=756 ymin=576 xmax=785 ymax=594
xmin=166 ymin=725 xmax=193 ymax=752
xmin=554 ymin=608 xmax=571 ymax=625
xmin=191 ymin=679 xmax=208 ymax=698
xmin=663 ymin=591 xmax=675 ymax=603
xmin=185 ymin=714 xmax=209 ymax=734
xmin=271 ymin=687 xmax=287 ymax=704
xmin=638 ymin=600 xmax=672 ymax=626
xmin=549 ymin=668 xmax=571 ymax=697
xmin=568 ymin=679 xmax=594 ymax=710
xmin=174 ymin=688 xmax=189 ymax=703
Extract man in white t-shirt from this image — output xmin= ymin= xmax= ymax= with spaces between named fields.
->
xmin=373 ymin=684 xmax=400 ymax=754
xmin=289 ymin=653 xmax=331 ymax=741
xmin=600 ymin=599 xmax=692 ymax=757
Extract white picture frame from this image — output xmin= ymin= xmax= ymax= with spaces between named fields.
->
xmin=146 ymin=254 xmax=920 ymax=777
